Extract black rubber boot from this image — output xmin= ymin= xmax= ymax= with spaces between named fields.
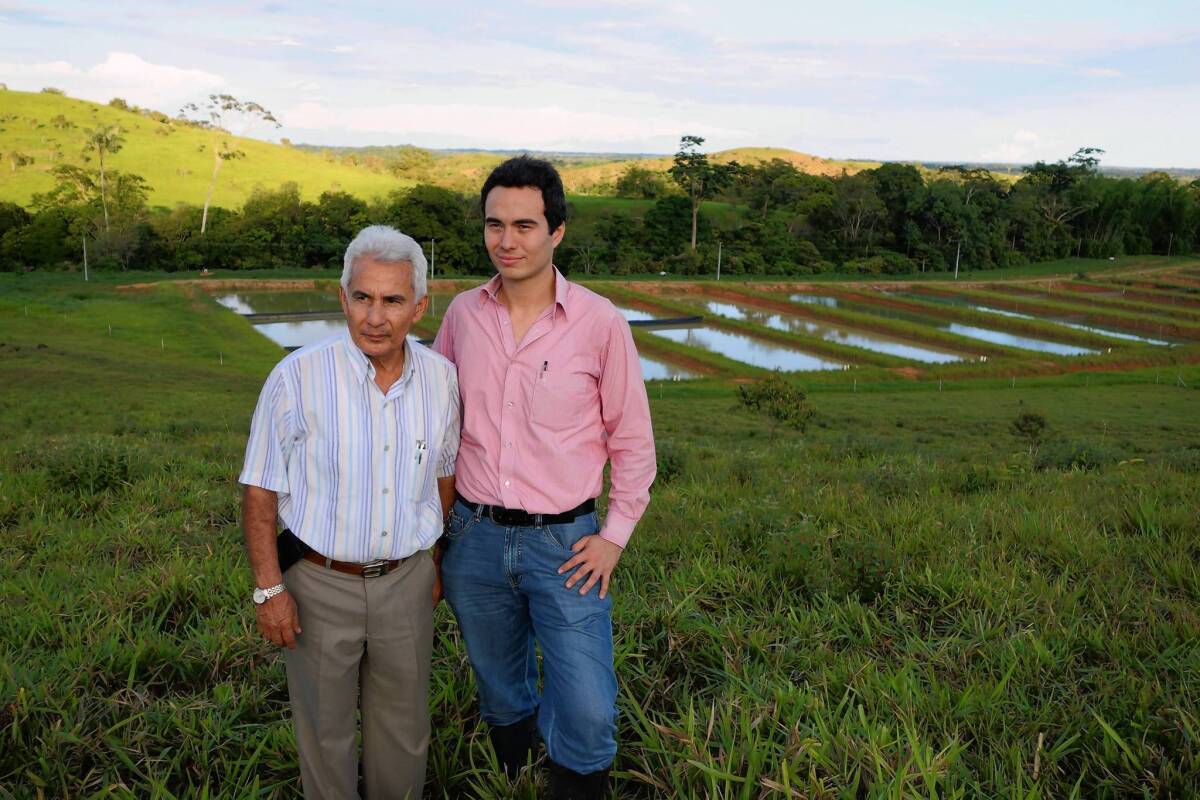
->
xmin=489 ymin=714 xmax=539 ymax=779
xmin=547 ymin=759 xmax=609 ymax=800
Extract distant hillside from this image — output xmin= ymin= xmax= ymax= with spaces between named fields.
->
xmin=0 ymin=90 xmax=404 ymax=208
xmin=295 ymin=144 xmax=881 ymax=195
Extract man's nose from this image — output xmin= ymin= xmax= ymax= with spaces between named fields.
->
xmin=498 ymin=226 xmax=516 ymax=249
xmin=366 ymin=302 xmax=386 ymax=326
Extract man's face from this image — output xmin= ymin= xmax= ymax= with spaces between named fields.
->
xmin=339 ymin=257 xmax=428 ymax=364
xmin=483 ymin=185 xmax=564 ymax=282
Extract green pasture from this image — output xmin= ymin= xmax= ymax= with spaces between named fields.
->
xmin=2 ymin=272 xmax=1200 ymax=797
xmin=0 ymin=90 xmax=403 ymax=208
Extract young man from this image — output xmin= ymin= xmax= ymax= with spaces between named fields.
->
xmin=241 ymin=225 xmax=459 ymax=800
xmin=433 ymin=156 xmax=656 ymax=798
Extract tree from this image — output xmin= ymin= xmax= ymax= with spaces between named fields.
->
xmin=180 ymin=94 xmax=280 ymax=235
xmin=1020 ymin=147 xmax=1105 ymax=230
xmin=614 ymin=164 xmax=671 ymax=199
xmin=82 ymin=125 xmax=124 ymax=235
xmin=737 ymin=374 xmax=815 ymax=432
xmin=668 ymin=135 xmax=740 ymax=251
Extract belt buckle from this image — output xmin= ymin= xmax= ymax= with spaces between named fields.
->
xmin=360 ymin=558 xmax=389 ymax=578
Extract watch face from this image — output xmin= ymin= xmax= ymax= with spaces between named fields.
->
xmin=253 ymin=588 xmax=266 ymax=604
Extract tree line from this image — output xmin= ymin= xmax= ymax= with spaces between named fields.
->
xmin=1 ymin=135 xmax=1196 ymax=276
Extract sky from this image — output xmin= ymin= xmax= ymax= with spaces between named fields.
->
xmin=1 ymin=1 xmax=1198 ymax=167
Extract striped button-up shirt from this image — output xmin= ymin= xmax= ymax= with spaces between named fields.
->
xmin=239 ymin=330 xmax=460 ymax=562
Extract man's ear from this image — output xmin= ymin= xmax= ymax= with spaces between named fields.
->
xmin=551 ymin=221 xmax=566 ymax=247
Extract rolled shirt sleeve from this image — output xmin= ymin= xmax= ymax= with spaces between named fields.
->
xmin=596 ymin=315 xmax=656 ymax=548
xmin=238 ymin=367 xmax=293 ymax=496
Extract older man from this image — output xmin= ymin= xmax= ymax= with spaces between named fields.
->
xmin=240 ymin=225 xmax=459 ymax=800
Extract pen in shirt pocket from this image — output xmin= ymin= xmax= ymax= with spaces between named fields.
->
xmin=539 ymin=360 xmax=548 ymax=382
xmin=415 ymin=439 xmax=427 ymax=464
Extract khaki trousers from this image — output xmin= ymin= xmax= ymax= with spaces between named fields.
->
xmin=283 ymin=550 xmax=435 ymax=800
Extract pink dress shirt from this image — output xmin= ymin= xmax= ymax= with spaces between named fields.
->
xmin=433 ymin=269 xmax=656 ymax=548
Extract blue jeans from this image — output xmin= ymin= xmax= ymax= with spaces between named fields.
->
xmin=441 ymin=499 xmax=617 ymax=774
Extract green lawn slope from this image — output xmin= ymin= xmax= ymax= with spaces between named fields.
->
xmin=0 ymin=89 xmax=405 ymax=208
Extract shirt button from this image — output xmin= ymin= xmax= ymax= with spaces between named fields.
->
xmin=381 ymin=530 xmax=389 ymax=537
xmin=505 ymin=441 xmax=512 ymax=448
xmin=506 ymin=401 xmax=513 ymax=408
xmin=383 ymin=444 xmax=391 ymax=451
xmin=382 ymin=488 xmax=390 ymax=495
xmin=504 ymin=480 xmax=511 ymax=487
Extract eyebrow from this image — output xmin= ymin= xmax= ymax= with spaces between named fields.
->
xmin=484 ymin=216 xmax=541 ymax=226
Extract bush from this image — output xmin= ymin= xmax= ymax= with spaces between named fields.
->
xmin=768 ymin=523 xmax=895 ymax=603
xmin=1010 ymin=411 xmax=1048 ymax=449
xmin=736 ymin=374 xmax=814 ymax=431
xmin=1035 ymin=439 xmax=1125 ymax=471
xmin=654 ymin=440 xmax=687 ymax=484
xmin=40 ymin=436 xmax=141 ymax=496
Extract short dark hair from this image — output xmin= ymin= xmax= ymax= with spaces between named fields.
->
xmin=480 ymin=155 xmax=567 ymax=233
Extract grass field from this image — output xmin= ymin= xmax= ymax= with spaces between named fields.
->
xmin=0 ymin=90 xmax=404 ymax=208
xmin=2 ymin=269 xmax=1200 ymax=798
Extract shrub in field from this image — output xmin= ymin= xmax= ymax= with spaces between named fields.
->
xmin=40 ymin=436 xmax=141 ymax=496
xmin=953 ymin=462 xmax=1000 ymax=495
xmin=1159 ymin=447 xmax=1200 ymax=473
xmin=736 ymin=374 xmax=814 ymax=432
xmin=1010 ymin=410 xmax=1048 ymax=453
xmin=654 ymin=440 xmax=687 ymax=484
xmin=863 ymin=454 xmax=931 ymax=499
xmin=767 ymin=523 xmax=896 ymax=603
xmin=1035 ymin=439 xmax=1125 ymax=471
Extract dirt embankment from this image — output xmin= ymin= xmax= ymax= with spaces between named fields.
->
xmin=119 ymin=278 xmax=335 ymax=293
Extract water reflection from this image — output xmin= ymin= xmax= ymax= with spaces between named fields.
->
xmin=615 ymin=304 xmax=845 ymax=371
xmin=703 ymin=300 xmax=965 ymax=363
xmin=639 ymin=358 xmax=697 ymax=380
xmin=942 ymin=324 xmax=1096 ymax=355
xmin=789 ymin=293 xmax=840 ymax=307
xmin=215 ymin=291 xmax=340 ymax=314
xmin=221 ymin=293 xmax=696 ymax=379
xmin=970 ymin=305 xmax=1169 ymax=346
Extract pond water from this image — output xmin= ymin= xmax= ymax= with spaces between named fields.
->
xmin=788 ymin=293 xmax=841 ymax=307
xmin=615 ymin=306 xmax=845 ymax=372
xmin=899 ymin=292 xmax=1167 ymax=346
xmin=972 ymin=305 xmax=1170 ymax=346
xmin=218 ymin=292 xmax=695 ymax=379
xmin=701 ymin=299 xmax=966 ymax=363
xmin=940 ymin=323 xmax=1097 ymax=355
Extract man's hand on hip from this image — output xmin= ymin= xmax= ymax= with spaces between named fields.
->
xmin=256 ymin=590 xmax=302 ymax=649
xmin=558 ymin=535 xmax=622 ymax=599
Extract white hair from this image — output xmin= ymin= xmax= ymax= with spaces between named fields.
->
xmin=341 ymin=225 xmax=428 ymax=300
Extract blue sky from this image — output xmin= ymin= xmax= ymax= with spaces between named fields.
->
xmin=1 ymin=1 xmax=1198 ymax=166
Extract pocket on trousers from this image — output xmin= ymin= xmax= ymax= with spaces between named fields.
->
xmin=443 ymin=504 xmax=475 ymax=543
xmin=541 ymin=511 xmax=599 ymax=551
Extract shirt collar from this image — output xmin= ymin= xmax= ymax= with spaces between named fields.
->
xmin=479 ymin=267 xmax=571 ymax=321
xmin=340 ymin=328 xmax=416 ymax=388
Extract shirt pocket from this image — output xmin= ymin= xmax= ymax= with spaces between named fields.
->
xmin=530 ymin=371 xmax=594 ymax=432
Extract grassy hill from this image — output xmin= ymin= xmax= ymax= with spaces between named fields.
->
xmin=0 ymin=89 xmax=405 ymax=208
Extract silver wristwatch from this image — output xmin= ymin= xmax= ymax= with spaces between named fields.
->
xmin=253 ymin=583 xmax=287 ymax=604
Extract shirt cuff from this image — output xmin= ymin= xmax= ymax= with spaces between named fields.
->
xmin=437 ymin=464 xmax=456 ymax=479
xmin=598 ymin=511 xmax=638 ymax=549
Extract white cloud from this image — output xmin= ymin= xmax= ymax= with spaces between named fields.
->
xmin=0 ymin=52 xmax=223 ymax=108
xmin=980 ymin=129 xmax=1042 ymax=162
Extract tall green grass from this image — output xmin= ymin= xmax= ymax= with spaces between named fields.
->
xmin=2 ymin=274 xmax=1200 ymax=797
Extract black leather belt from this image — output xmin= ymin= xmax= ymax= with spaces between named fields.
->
xmin=455 ymin=491 xmax=595 ymax=527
